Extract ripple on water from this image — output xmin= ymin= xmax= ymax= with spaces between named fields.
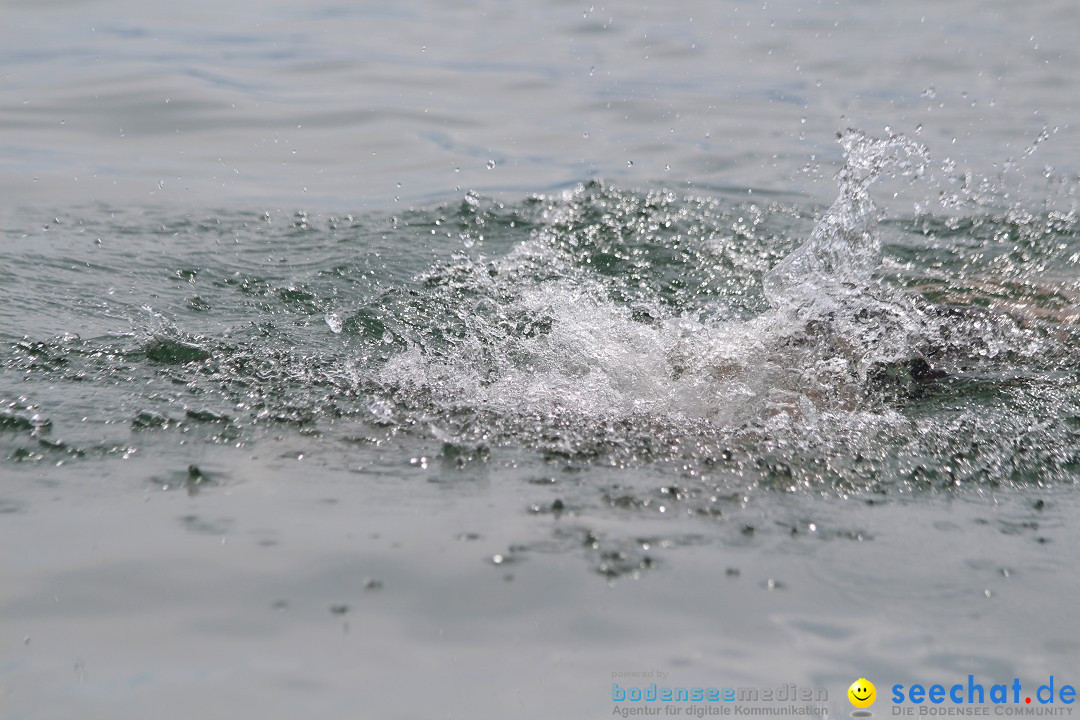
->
xmin=1 ymin=133 xmax=1078 ymax=499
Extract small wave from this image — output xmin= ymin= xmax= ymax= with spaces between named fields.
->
xmin=364 ymin=131 xmax=1078 ymax=489
xmin=380 ymin=131 xmax=940 ymax=426
xmin=4 ymin=132 xmax=1075 ymax=491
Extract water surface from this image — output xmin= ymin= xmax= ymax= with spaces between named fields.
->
xmin=2 ymin=1 xmax=1079 ymax=718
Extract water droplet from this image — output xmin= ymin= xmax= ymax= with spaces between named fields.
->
xmin=627 ymin=160 xmax=633 ymax=167
xmin=486 ymin=159 xmax=496 ymax=169
xmin=325 ymin=312 xmax=343 ymax=334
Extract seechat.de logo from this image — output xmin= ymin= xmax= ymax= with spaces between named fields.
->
xmin=849 ymin=678 xmax=877 ymax=717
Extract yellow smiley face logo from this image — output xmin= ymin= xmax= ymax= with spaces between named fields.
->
xmin=848 ymin=678 xmax=876 ymax=708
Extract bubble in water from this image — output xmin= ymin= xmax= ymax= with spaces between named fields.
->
xmin=325 ymin=312 xmax=343 ymax=334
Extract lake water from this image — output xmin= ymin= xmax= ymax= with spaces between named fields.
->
xmin=2 ymin=1 xmax=1079 ymax=718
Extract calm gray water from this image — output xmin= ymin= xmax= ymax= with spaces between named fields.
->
xmin=2 ymin=1 xmax=1079 ymax=719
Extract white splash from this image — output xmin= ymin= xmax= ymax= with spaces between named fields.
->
xmin=380 ymin=131 xmax=933 ymax=427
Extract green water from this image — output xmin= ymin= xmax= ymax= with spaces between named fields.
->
xmin=3 ymin=0 xmax=1080 ymax=714
xmin=4 ymin=147 xmax=1077 ymax=495
xmin=3 ymin=135 xmax=1079 ymax=720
